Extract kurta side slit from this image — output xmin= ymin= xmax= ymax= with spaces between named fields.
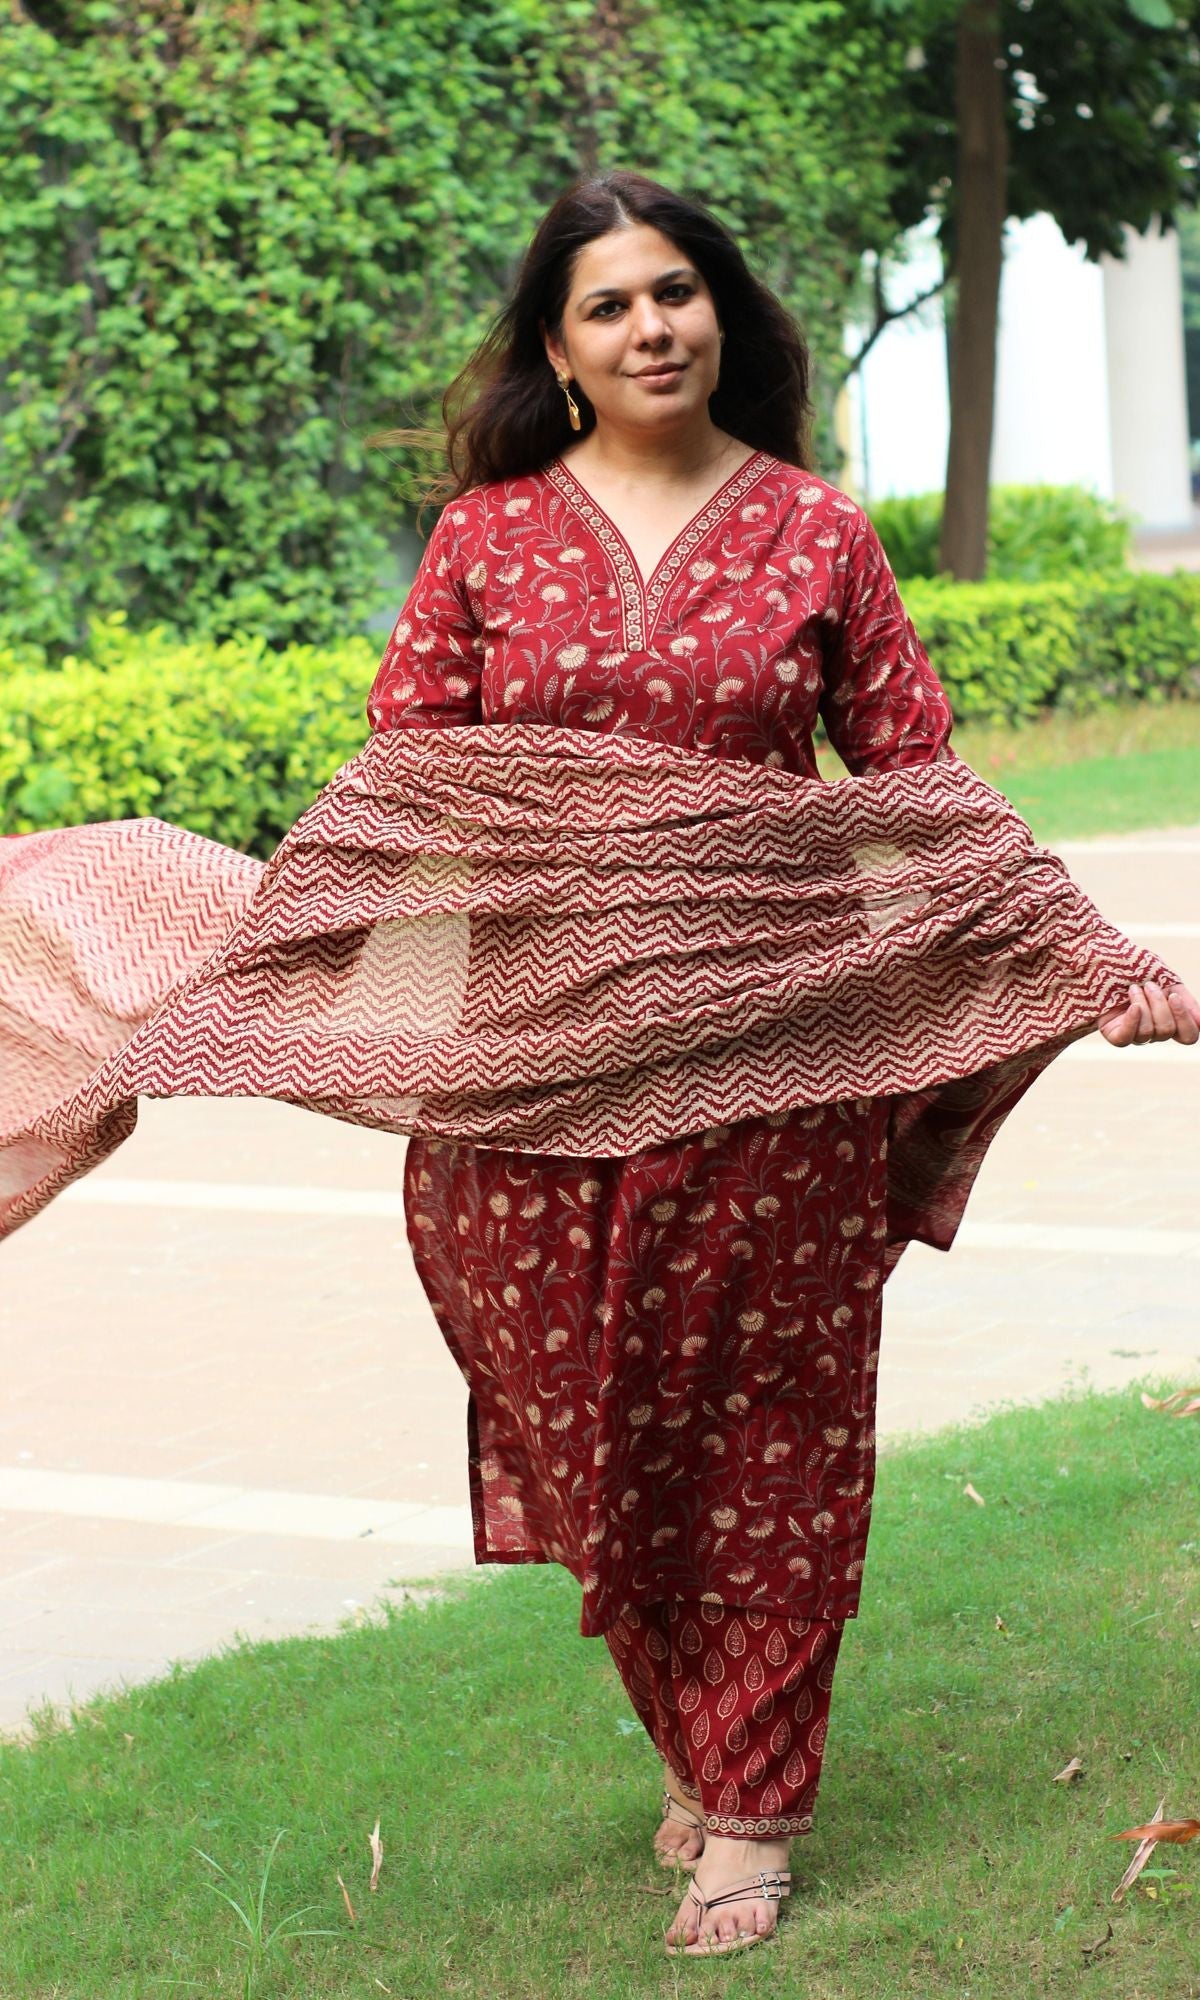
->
xmin=368 ymin=452 xmax=956 ymax=1834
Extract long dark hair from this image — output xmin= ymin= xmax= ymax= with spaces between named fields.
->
xmin=369 ymin=170 xmax=814 ymax=507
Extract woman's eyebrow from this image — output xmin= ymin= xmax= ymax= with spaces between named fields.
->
xmin=577 ymin=266 xmax=699 ymax=305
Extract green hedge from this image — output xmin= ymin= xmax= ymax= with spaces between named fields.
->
xmin=2 ymin=571 xmax=1198 ymax=855
xmin=868 ymin=484 xmax=1134 ymax=582
xmin=902 ymin=570 xmax=1200 ymax=722
xmin=0 ymin=618 xmax=376 ymax=857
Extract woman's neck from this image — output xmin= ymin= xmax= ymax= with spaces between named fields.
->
xmin=563 ymin=421 xmax=743 ymax=488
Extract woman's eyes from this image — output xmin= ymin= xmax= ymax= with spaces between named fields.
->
xmin=590 ymin=285 xmax=695 ymax=317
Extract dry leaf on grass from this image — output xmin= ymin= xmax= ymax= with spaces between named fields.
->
xmin=963 ymin=1483 xmax=985 ymax=1506
xmin=1111 ymin=1797 xmax=1165 ymax=1902
xmin=368 ymin=1818 xmax=384 ymax=1894
xmin=337 ymin=1872 xmax=357 ymax=1923
xmin=1053 ymin=1757 xmax=1084 ymax=1784
xmin=1141 ymin=1386 xmax=1200 ymax=1417
xmin=1114 ymin=1817 xmax=1200 ymax=1845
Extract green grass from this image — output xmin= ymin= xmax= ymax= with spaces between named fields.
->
xmin=1 ymin=1388 xmax=1198 ymax=1999
xmin=819 ymin=699 xmax=1200 ymax=839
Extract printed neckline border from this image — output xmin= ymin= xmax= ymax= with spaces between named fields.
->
xmin=544 ymin=448 xmax=775 ymax=650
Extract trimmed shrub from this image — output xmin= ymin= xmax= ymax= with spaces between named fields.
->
xmin=0 ymin=618 xmax=376 ymax=856
xmin=904 ymin=571 xmax=1200 ymax=722
xmin=869 ymin=485 xmax=1133 ymax=582
xmin=2 ymin=571 xmax=1198 ymax=855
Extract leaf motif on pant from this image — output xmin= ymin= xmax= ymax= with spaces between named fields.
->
xmin=724 ymin=1618 xmax=746 ymax=1656
xmin=718 ymin=1781 xmax=741 ymax=1815
xmin=716 ymin=1681 xmax=739 ymax=1720
xmin=770 ymin=1717 xmax=792 ymax=1756
xmin=745 ymin=1746 xmax=767 ymax=1785
xmin=744 ymin=1654 xmax=765 ymax=1692
xmin=691 ymin=1711 xmax=710 ymax=1749
xmin=702 ymin=1649 xmax=726 ymax=1685
xmin=678 ymin=1675 xmax=702 ymax=1715
xmin=766 ymin=1627 xmax=788 ymax=1667
xmin=783 ymin=1748 xmax=808 ymax=1789
xmin=703 ymin=1744 xmax=722 ymax=1783
xmin=725 ymin=1715 xmax=749 ymax=1754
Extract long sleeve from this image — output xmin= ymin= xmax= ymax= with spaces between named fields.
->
xmin=366 ymin=502 xmax=484 ymax=732
xmin=818 ymin=508 xmax=954 ymax=775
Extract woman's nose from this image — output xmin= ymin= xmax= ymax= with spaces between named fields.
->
xmin=630 ymin=300 xmax=671 ymax=344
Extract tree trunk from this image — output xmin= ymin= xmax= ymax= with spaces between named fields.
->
xmin=939 ymin=1 xmax=1009 ymax=580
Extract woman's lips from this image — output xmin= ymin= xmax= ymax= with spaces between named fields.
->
xmin=634 ymin=365 xmax=686 ymax=389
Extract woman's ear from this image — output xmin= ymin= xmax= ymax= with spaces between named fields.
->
xmin=540 ymin=315 xmax=567 ymax=379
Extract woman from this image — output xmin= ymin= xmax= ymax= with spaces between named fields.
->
xmin=362 ymin=169 xmax=1199 ymax=1955
xmin=1 ymin=167 xmax=1193 ymax=1963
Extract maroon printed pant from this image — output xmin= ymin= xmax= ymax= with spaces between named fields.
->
xmin=603 ymin=1599 xmax=844 ymax=1838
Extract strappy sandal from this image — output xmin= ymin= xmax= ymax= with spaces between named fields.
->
xmin=664 ymin=1867 xmax=792 ymax=1956
xmin=655 ymin=1781 xmax=706 ymax=1871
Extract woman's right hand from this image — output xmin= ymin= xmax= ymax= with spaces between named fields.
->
xmin=1098 ymin=980 xmax=1200 ymax=1047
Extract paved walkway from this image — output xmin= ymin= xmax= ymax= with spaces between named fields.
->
xmin=1 ymin=828 xmax=1197 ymax=1735
xmin=1132 ymin=512 xmax=1200 ymax=572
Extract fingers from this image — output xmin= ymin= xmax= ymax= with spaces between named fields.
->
xmin=1142 ymin=981 xmax=1177 ymax=1038
xmin=1169 ymin=983 xmax=1200 ymax=1045
xmin=1098 ymin=1002 xmax=1135 ymax=1047
xmin=1102 ymin=982 xmax=1200 ymax=1048
xmin=1099 ymin=988 xmax=1150 ymax=1046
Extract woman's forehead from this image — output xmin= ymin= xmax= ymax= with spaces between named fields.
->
xmin=568 ymin=224 xmax=702 ymax=300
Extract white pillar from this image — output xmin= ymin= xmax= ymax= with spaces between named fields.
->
xmin=1102 ymin=219 xmax=1194 ymax=531
xmin=992 ymin=213 xmax=1113 ymax=495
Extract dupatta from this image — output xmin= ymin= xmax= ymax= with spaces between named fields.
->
xmin=0 ymin=724 xmax=1176 ymax=1268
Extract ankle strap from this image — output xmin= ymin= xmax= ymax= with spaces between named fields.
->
xmin=696 ymin=1868 xmax=791 ymax=1914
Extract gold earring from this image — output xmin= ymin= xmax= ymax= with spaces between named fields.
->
xmin=556 ymin=371 xmax=582 ymax=432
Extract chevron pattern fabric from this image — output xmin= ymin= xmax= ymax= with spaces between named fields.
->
xmin=0 ymin=724 xmax=1176 ymax=1250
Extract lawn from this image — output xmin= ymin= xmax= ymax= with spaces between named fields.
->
xmin=1 ymin=1387 xmax=1197 ymax=1999
xmin=819 ymin=700 xmax=1200 ymax=839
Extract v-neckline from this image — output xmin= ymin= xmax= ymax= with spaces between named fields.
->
xmin=544 ymin=447 xmax=774 ymax=651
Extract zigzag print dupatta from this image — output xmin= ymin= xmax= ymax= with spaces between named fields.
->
xmin=0 ymin=724 xmax=1178 ymax=1265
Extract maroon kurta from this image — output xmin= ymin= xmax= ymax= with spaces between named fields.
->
xmin=368 ymin=450 xmax=954 ymax=1638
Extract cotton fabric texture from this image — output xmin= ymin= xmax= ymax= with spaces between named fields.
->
xmin=0 ymin=458 xmax=1176 ymax=1658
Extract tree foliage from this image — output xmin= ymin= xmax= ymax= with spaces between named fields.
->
xmin=878 ymin=0 xmax=1200 ymax=264
xmin=0 ymin=0 xmax=907 ymax=659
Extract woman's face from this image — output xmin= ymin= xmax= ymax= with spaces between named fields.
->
xmin=543 ymin=223 xmax=722 ymax=436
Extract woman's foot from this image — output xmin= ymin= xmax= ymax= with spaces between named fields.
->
xmin=654 ymin=1764 xmax=706 ymax=1869
xmin=665 ymin=1834 xmax=791 ymax=1953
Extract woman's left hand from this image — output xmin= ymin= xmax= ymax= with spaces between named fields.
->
xmin=1098 ymin=980 xmax=1200 ymax=1047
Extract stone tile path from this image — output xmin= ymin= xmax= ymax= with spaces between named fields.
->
xmin=1 ymin=826 xmax=1196 ymax=1734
